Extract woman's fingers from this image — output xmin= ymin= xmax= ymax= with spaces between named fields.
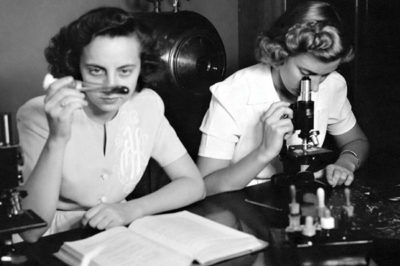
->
xmin=45 ymin=93 xmax=87 ymax=121
xmin=344 ymin=174 xmax=354 ymax=186
xmin=45 ymin=77 xmax=75 ymax=101
xmin=47 ymin=88 xmax=85 ymax=108
xmin=44 ymin=76 xmax=87 ymax=118
xmin=83 ymin=204 xmax=125 ymax=230
xmin=58 ymin=95 xmax=87 ymax=109
xmin=45 ymin=76 xmax=85 ymax=107
xmin=326 ymin=164 xmax=354 ymax=187
xmin=258 ymin=101 xmax=295 ymax=157
xmin=261 ymin=101 xmax=293 ymax=123
xmin=269 ymin=118 xmax=294 ymax=135
xmin=59 ymin=100 xmax=88 ymax=118
xmin=44 ymin=78 xmax=87 ymax=139
xmin=82 ymin=205 xmax=101 ymax=226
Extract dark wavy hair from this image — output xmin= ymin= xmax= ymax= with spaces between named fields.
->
xmin=44 ymin=7 xmax=159 ymax=91
xmin=255 ymin=1 xmax=354 ymax=67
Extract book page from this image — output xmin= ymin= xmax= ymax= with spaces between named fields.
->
xmin=129 ymin=211 xmax=267 ymax=265
xmin=56 ymin=227 xmax=192 ymax=266
xmin=195 ymin=237 xmax=267 ymax=265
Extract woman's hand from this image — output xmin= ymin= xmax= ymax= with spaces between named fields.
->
xmin=325 ymin=164 xmax=354 ymax=187
xmin=44 ymin=76 xmax=87 ymax=142
xmin=258 ymin=101 xmax=294 ymax=160
xmin=82 ymin=202 xmax=140 ymax=230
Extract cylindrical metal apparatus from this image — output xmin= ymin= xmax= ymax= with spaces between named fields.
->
xmin=135 ymin=11 xmax=226 ymax=158
xmin=136 ymin=10 xmax=226 ymax=96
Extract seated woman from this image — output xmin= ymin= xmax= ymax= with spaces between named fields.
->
xmin=17 ymin=7 xmax=205 ymax=242
xmin=197 ymin=1 xmax=369 ymax=196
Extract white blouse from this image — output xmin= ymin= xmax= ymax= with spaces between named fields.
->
xmin=199 ymin=63 xmax=356 ymax=182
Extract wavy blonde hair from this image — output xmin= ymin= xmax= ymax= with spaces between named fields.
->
xmin=255 ymin=1 xmax=354 ymax=67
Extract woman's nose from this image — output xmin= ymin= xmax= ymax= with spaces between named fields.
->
xmin=310 ymin=76 xmax=322 ymax=92
xmin=105 ymin=74 xmax=117 ymax=86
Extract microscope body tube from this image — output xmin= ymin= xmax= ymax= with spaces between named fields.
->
xmin=293 ymin=76 xmax=314 ymax=141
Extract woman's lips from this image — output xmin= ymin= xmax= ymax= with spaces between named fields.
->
xmin=100 ymin=96 xmax=122 ymax=104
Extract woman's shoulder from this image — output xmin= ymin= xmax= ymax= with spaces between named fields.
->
xmin=210 ymin=63 xmax=271 ymax=105
xmin=216 ymin=63 xmax=270 ymax=89
xmin=17 ymin=96 xmax=46 ymax=123
xmin=317 ymin=71 xmax=349 ymax=107
xmin=16 ymin=95 xmax=49 ymax=135
xmin=128 ymin=88 xmax=165 ymax=114
xmin=324 ymin=71 xmax=347 ymax=89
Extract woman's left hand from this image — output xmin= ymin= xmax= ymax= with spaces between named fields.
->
xmin=325 ymin=164 xmax=354 ymax=187
xmin=82 ymin=202 xmax=139 ymax=230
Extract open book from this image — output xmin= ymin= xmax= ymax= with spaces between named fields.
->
xmin=54 ymin=211 xmax=268 ymax=266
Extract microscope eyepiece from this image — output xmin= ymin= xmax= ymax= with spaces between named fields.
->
xmin=300 ymin=76 xmax=311 ymax=102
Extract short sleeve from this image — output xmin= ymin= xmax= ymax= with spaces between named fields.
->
xmin=150 ymin=107 xmax=187 ymax=167
xmin=16 ymin=96 xmax=49 ymax=181
xmin=198 ymin=82 xmax=242 ymax=160
xmin=324 ymin=74 xmax=357 ymax=135
xmin=327 ymin=98 xmax=356 ymax=135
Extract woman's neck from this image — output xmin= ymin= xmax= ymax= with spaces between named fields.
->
xmin=83 ymin=105 xmax=118 ymax=125
xmin=271 ymin=67 xmax=297 ymax=103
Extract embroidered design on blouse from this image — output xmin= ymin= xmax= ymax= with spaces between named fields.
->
xmin=114 ymin=109 xmax=147 ymax=193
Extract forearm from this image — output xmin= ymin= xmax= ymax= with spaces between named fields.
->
xmin=20 ymin=138 xmax=66 ymax=241
xmin=204 ymin=147 xmax=276 ymax=196
xmin=335 ymin=138 xmax=369 ymax=172
xmin=125 ymin=176 xmax=205 ymax=221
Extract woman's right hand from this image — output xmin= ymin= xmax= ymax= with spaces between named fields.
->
xmin=44 ymin=76 xmax=87 ymax=142
xmin=258 ymin=101 xmax=294 ymax=160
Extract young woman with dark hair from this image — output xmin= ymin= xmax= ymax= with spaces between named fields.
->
xmin=17 ymin=7 xmax=205 ymax=242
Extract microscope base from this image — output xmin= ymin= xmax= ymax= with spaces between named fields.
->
xmin=0 ymin=210 xmax=46 ymax=235
xmin=0 ymin=244 xmax=28 ymax=265
xmin=271 ymin=171 xmax=328 ymax=192
xmin=0 ymin=210 xmax=46 ymax=265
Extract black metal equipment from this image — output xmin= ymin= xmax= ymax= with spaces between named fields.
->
xmin=286 ymin=76 xmax=332 ymax=172
xmin=273 ymin=77 xmax=334 ymax=189
xmin=135 ymin=9 xmax=226 ymax=159
xmin=0 ymin=113 xmax=46 ymax=264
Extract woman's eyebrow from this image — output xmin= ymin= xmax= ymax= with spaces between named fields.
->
xmin=299 ymin=67 xmax=317 ymax=75
xmin=118 ymin=64 xmax=136 ymax=69
xmin=300 ymin=67 xmax=330 ymax=77
xmin=85 ymin=64 xmax=106 ymax=70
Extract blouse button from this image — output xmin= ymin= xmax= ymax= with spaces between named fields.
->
xmin=99 ymin=196 xmax=107 ymax=203
xmin=100 ymin=173 xmax=109 ymax=181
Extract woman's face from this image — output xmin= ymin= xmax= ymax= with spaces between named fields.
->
xmin=278 ymin=53 xmax=341 ymax=97
xmin=79 ymin=34 xmax=141 ymax=116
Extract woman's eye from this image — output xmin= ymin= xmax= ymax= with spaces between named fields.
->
xmin=119 ymin=68 xmax=133 ymax=76
xmin=88 ymin=67 xmax=104 ymax=76
xmin=300 ymin=70 xmax=310 ymax=76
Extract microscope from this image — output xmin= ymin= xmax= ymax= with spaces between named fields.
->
xmin=0 ymin=113 xmax=46 ymax=264
xmin=272 ymin=76 xmax=334 ymax=189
